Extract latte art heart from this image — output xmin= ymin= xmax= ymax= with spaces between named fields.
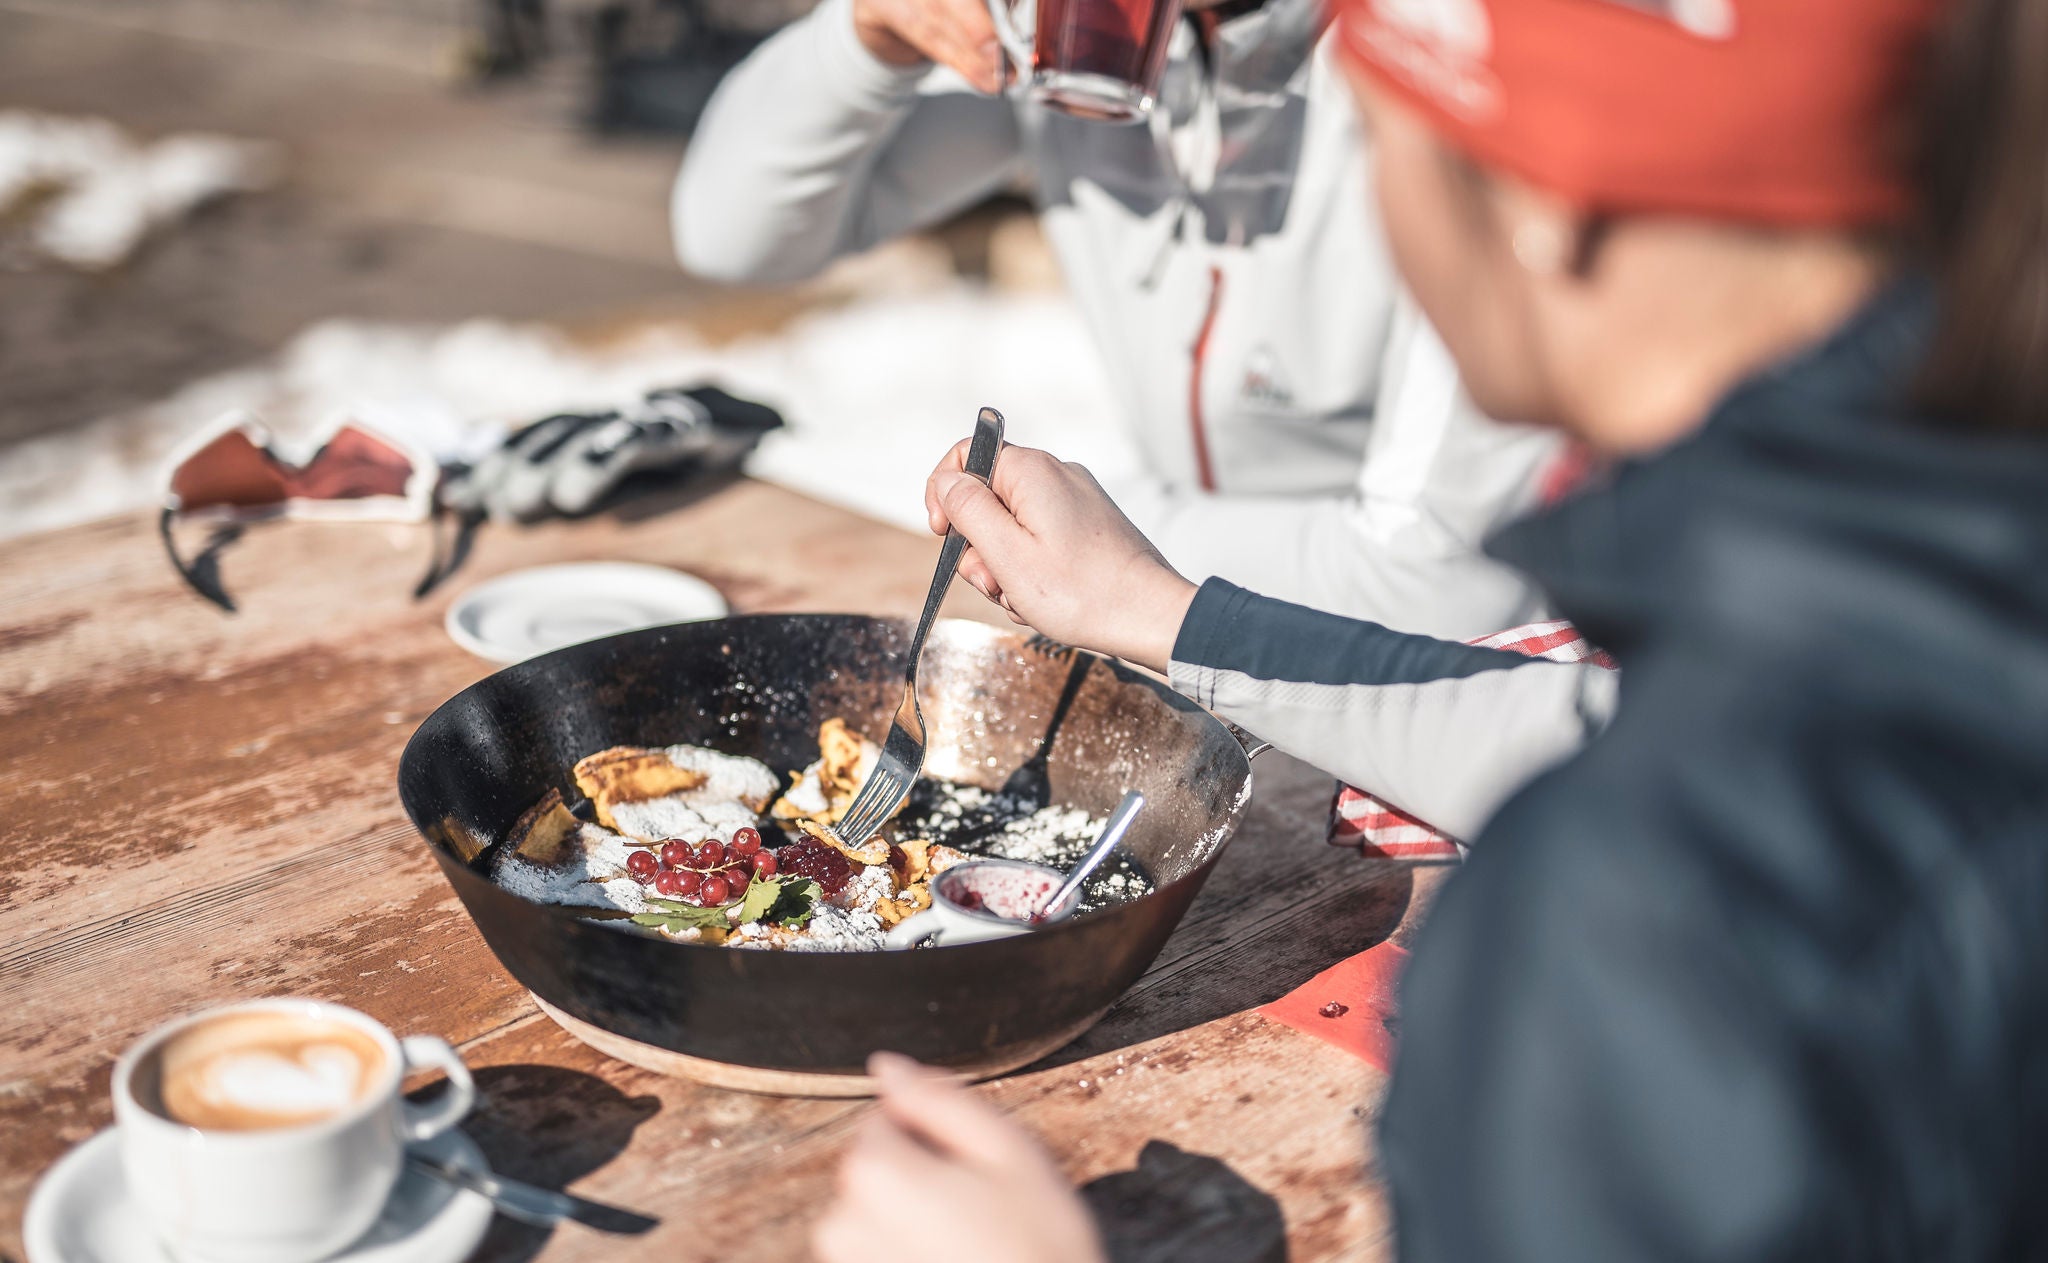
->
xmin=198 ymin=1045 xmax=365 ymax=1117
xmin=152 ymin=1011 xmax=387 ymax=1131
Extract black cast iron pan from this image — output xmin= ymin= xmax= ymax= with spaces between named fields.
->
xmin=398 ymin=615 xmax=1258 ymax=1092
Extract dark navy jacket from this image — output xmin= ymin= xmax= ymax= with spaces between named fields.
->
xmin=1386 ymin=283 xmax=2048 ymax=1260
xmin=1175 ymin=282 xmax=2048 ymax=1259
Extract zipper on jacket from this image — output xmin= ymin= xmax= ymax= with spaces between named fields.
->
xmin=1188 ymin=265 xmax=1224 ymax=493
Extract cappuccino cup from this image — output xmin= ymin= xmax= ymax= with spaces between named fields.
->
xmin=112 ymin=998 xmax=475 ymax=1263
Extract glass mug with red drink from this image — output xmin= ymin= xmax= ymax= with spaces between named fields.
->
xmin=985 ymin=0 xmax=1186 ymax=122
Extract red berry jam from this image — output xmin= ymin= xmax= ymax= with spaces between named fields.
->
xmin=776 ymin=836 xmax=851 ymax=896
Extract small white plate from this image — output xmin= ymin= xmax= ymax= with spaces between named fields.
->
xmin=446 ymin=561 xmax=728 ymax=663
xmin=24 ymin=1126 xmax=493 ymax=1263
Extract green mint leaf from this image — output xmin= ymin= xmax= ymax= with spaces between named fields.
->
xmin=736 ymin=875 xmax=785 ymax=925
xmin=644 ymin=896 xmax=722 ymax=914
xmin=764 ymin=877 xmax=820 ymax=929
xmin=631 ymin=900 xmax=734 ymax=932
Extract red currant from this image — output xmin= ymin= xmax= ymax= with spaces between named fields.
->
xmin=750 ymin=850 xmax=778 ymax=877
xmin=695 ymin=840 xmax=726 ymax=868
xmin=726 ymin=867 xmax=751 ymax=896
xmin=700 ymin=875 xmax=730 ymax=905
xmin=626 ymin=850 xmax=658 ymax=883
xmin=653 ymin=869 xmax=686 ymax=898
xmin=672 ymin=868 xmax=704 ymax=896
xmin=730 ymin=827 xmax=762 ymax=857
xmin=658 ymin=839 xmax=693 ymax=870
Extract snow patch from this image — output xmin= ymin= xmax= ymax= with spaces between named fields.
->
xmin=0 ymin=111 xmax=276 ymax=269
xmin=0 ymin=285 xmax=1139 ymax=541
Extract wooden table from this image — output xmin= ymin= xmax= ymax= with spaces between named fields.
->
xmin=0 ymin=481 xmax=1427 ymax=1262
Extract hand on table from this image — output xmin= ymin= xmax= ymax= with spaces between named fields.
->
xmin=853 ymin=0 xmax=1005 ymax=93
xmin=925 ymin=440 xmax=1199 ymax=673
xmin=812 ymin=1054 xmax=1106 ymax=1263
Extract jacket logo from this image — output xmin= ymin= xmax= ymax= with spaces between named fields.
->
xmin=1239 ymin=346 xmax=1295 ymax=411
xmin=1357 ymin=0 xmax=1500 ymax=121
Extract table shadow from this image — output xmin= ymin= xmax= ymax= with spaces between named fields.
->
xmin=1028 ymin=863 xmax=1415 ymax=1072
xmin=1083 ymin=1140 xmax=1288 ymax=1263
xmin=422 ymin=1062 xmax=662 ymax=1261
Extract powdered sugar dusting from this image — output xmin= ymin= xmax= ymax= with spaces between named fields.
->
xmin=662 ymin=744 xmax=780 ymax=809
xmin=898 ymin=781 xmax=1147 ymax=913
xmin=835 ymin=863 xmax=893 ymax=913
xmin=983 ymin=805 xmax=1103 ymax=864
xmin=491 ymin=822 xmax=651 ymax=914
xmin=777 ymin=770 xmax=832 ymax=819
xmin=774 ymin=903 xmax=885 ymax=953
xmin=606 ymin=796 xmax=758 ymax=846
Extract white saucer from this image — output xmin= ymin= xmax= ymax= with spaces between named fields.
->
xmin=446 ymin=561 xmax=728 ymax=663
xmin=23 ymin=1127 xmax=494 ymax=1263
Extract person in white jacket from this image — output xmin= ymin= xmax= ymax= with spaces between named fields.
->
xmin=676 ymin=0 xmax=1616 ymax=842
xmin=673 ymin=0 xmax=1569 ymax=641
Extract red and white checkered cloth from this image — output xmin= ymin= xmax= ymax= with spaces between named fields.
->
xmin=1328 ymin=620 xmax=1618 ymax=860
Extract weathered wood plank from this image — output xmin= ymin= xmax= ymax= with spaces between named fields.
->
xmin=445 ymin=1009 xmax=1390 ymax=1262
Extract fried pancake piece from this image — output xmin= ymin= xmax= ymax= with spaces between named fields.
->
xmin=769 ymin=768 xmax=833 ymax=822
xmin=770 ymin=718 xmax=886 ymax=827
xmin=794 ymin=816 xmax=889 ymax=867
xmin=507 ymin=789 xmax=583 ymax=866
xmin=873 ymin=882 xmax=932 ymax=928
xmin=888 ymin=838 xmax=934 ymax=888
xmin=573 ymin=747 xmax=709 ymax=831
xmin=816 ymin=718 xmax=874 ymax=797
xmin=661 ymin=744 xmax=780 ymax=812
xmin=606 ymin=796 xmax=758 ymax=846
xmin=435 ymin=814 xmax=491 ymax=864
xmin=884 ymin=837 xmax=973 ymax=890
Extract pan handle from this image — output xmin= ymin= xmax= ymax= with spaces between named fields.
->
xmin=1226 ymin=722 xmax=1273 ymax=762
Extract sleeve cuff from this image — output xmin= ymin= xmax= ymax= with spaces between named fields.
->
xmin=1168 ymin=578 xmax=1256 ymax=706
xmin=814 ymin=0 xmax=931 ymax=107
xmin=1169 ymin=574 xmax=1534 ymax=693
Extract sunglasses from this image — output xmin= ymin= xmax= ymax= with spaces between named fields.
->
xmin=159 ymin=412 xmax=468 ymax=611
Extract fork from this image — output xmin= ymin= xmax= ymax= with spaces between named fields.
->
xmin=833 ymin=406 xmax=1006 ymax=850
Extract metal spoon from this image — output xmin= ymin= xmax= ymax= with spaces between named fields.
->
xmin=407 ymin=1151 xmax=657 ymax=1234
xmin=1037 ymin=790 xmax=1145 ymax=921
